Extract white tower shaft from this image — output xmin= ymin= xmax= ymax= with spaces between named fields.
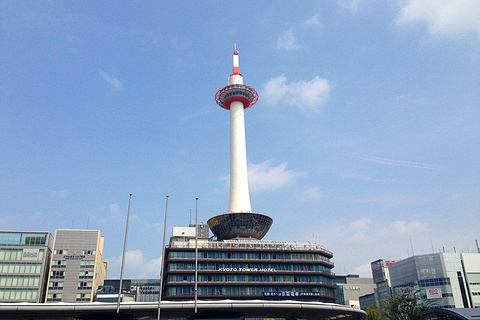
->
xmin=229 ymin=101 xmax=252 ymax=213
xmin=227 ymin=54 xmax=252 ymax=213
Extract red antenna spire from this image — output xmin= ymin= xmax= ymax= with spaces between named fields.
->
xmin=233 ymin=39 xmax=240 ymax=75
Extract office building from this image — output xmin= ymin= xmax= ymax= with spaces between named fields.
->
xmin=45 ymin=229 xmax=108 ymax=303
xmin=0 ymin=231 xmax=53 ymax=302
xmin=388 ymin=252 xmax=480 ymax=308
xmin=334 ymin=274 xmax=375 ymax=307
xmin=370 ymin=258 xmax=396 ymax=304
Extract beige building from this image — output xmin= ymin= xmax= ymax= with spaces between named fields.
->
xmin=45 ymin=229 xmax=108 ymax=302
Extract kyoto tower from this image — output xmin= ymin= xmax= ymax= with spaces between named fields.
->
xmin=207 ymin=43 xmax=273 ymax=240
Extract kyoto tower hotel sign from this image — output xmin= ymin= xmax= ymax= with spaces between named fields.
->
xmin=208 ymin=45 xmax=273 ymax=240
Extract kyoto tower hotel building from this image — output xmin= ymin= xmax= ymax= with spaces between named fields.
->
xmin=162 ymin=45 xmax=337 ymax=302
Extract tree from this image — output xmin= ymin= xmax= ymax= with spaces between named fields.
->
xmin=380 ymin=288 xmax=427 ymax=320
xmin=365 ymin=305 xmax=381 ymax=320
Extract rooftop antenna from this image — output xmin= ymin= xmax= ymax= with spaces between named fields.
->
xmin=409 ymin=236 xmax=415 ymax=256
xmin=476 ymin=239 xmax=479 ymax=253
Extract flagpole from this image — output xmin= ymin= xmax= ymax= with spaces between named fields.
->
xmin=194 ymin=197 xmax=199 ymax=313
xmin=157 ymin=195 xmax=169 ymax=320
xmin=117 ymin=193 xmax=132 ymax=314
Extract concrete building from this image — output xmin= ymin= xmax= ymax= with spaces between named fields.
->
xmin=0 ymin=231 xmax=53 ymax=302
xmin=45 ymin=229 xmax=108 ymax=303
xmin=370 ymin=258 xmax=396 ymax=304
xmin=334 ymin=274 xmax=375 ymax=307
xmin=388 ymin=252 xmax=480 ymax=308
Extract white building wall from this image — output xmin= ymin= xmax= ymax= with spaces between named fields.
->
xmin=462 ymin=253 xmax=480 ymax=308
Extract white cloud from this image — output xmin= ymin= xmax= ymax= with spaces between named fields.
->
xmin=221 ymin=161 xmax=303 ymax=192
xmin=396 ymin=0 xmax=480 ymax=38
xmin=349 ymin=217 xmax=373 ymax=231
xmin=99 ymin=69 xmax=123 ymax=91
xmin=108 ymin=249 xmax=161 ymax=278
xmin=277 ymin=29 xmax=301 ymax=51
xmin=262 ymin=75 xmax=332 ymax=112
xmin=380 ymin=220 xmax=427 ymax=236
xmin=337 ymin=0 xmax=364 ymax=13
xmin=248 ymin=161 xmax=303 ymax=192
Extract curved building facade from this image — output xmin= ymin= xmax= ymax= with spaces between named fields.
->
xmin=163 ymin=234 xmax=336 ymax=302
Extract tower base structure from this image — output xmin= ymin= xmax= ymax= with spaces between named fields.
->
xmin=207 ymin=212 xmax=273 ymax=240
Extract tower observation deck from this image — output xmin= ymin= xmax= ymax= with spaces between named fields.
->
xmin=208 ymin=45 xmax=273 ymax=240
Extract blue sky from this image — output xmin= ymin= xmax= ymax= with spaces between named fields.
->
xmin=1 ymin=1 xmax=479 ymax=278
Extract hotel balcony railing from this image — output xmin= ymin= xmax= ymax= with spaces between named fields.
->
xmin=168 ymin=240 xmax=332 ymax=256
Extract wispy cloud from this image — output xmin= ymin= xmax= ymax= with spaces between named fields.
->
xmin=380 ymin=220 xmax=427 ymax=236
xmin=98 ymin=69 xmax=123 ymax=91
xmin=300 ymin=187 xmax=323 ymax=200
xmin=344 ymin=217 xmax=427 ymax=245
xmin=349 ymin=217 xmax=373 ymax=231
xmin=343 ymin=153 xmax=440 ymax=170
xmin=277 ymin=29 xmax=301 ymax=51
xmin=262 ymin=74 xmax=332 ymax=112
xmin=337 ymin=0 xmax=364 ymax=13
xmin=276 ymin=14 xmax=322 ymax=51
xmin=304 ymin=13 xmax=321 ymax=27
xmin=396 ymin=0 xmax=480 ymax=38
xmin=341 ymin=173 xmax=394 ymax=183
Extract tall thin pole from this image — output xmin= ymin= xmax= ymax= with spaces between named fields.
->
xmin=194 ymin=197 xmax=199 ymax=313
xmin=117 ymin=193 xmax=132 ymax=314
xmin=157 ymin=195 xmax=169 ymax=320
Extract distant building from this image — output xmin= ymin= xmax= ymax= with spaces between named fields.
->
xmin=388 ymin=252 xmax=480 ymax=308
xmin=0 ymin=231 xmax=53 ymax=302
xmin=96 ymin=279 xmax=160 ymax=302
xmin=370 ymin=258 xmax=396 ymax=304
xmin=45 ymin=229 xmax=108 ymax=303
xmin=359 ymin=292 xmax=376 ymax=309
xmin=334 ymin=274 xmax=375 ymax=307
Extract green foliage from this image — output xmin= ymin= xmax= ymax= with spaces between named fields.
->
xmin=365 ymin=305 xmax=381 ymax=320
xmin=380 ymin=288 xmax=427 ymax=320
